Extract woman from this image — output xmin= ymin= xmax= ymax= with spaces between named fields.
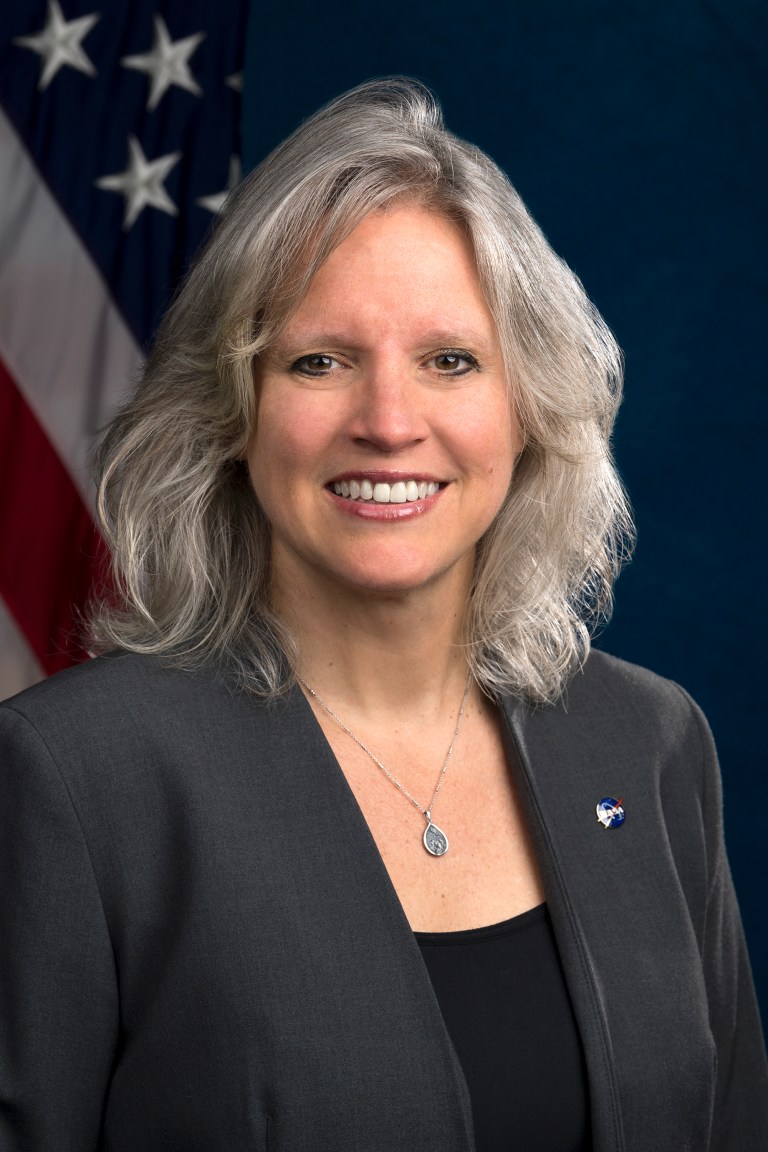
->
xmin=0 ymin=79 xmax=765 ymax=1152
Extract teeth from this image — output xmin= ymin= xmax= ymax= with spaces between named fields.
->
xmin=332 ymin=479 xmax=441 ymax=503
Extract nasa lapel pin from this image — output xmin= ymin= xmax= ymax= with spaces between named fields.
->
xmin=596 ymin=796 xmax=625 ymax=828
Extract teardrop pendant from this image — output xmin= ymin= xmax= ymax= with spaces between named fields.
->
xmin=423 ymin=820 xmax=449 ymax=856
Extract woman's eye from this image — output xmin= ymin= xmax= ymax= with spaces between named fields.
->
xmin=292 ymin=354 xmax=340 ymax=376
xmin=430 ymin=350 xmax=479 ymax=375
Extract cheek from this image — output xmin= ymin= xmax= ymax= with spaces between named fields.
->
xmin=473 ymin=404 xmax=521 ymax=519
xmin=494 ymin=390 xmax=524 ymax=470
xmin=248 ymin=388 xmax=298 ymax=473
xmin=468 ymin=398 xmax=520 ymax=480
xmin=246 ymin=390 xmax=336 ymax=508
xmin=246 ymin=402 xmax=291 ymax=510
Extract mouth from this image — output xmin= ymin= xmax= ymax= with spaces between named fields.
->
xmin=328 ymin=476 xmax=444 ymax=505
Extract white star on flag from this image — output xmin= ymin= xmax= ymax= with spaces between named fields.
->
xmin=225 ymin=72 xmax=243 ymax=92
xmin=195 ymin=155 xmax=242 ymax=215
xmin=95 ymin=135 xmax=181 ymax=229
xmin=14 ymin=0 xmax=100 ymax=91
xmin=121 ymin=15 xmax=205 ymax=111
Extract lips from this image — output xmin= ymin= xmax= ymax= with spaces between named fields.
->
xmin=331 ymin=478 xmax=441 ymax=504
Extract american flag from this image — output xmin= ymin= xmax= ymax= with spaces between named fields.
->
xmin=0 ymin=0 xmax=248 ymax=699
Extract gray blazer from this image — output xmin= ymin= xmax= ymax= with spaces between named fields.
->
xmin=1 ymin=649 xmax=766 ymax=1151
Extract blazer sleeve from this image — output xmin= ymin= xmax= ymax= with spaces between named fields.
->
xmin=679 ymin=687 xmax=768 ymax=1148
xmin=0 ymin=705 xmax=118 ymax=1151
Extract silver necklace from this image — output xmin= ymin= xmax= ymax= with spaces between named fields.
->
xmin=298 ymin=670 xmax=472 ymax=857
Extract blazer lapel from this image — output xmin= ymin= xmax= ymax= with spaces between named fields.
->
xmin=499 ymin=677 xmax=717 ymax=1152
xmin=266 ymin=686 xmax=476 ymax=1151
xmin=499 ymin=693 xmax=625 ymax=1152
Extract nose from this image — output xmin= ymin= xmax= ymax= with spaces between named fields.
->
xmin=347 ymin=356 xmax=428 ymax=452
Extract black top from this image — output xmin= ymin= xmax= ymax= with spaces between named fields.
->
xmin=415 ymin=904 xmax=592 ymax=1152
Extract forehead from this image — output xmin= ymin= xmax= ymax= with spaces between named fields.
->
xmin=277 ymin=203 xmax=497 ymax=346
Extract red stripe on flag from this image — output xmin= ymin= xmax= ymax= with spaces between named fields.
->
xmin=0 ymin=356 xmax=109 ymax=676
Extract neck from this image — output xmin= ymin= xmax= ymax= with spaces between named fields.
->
xmin=271 ymin=555 xmax=474 ymax=718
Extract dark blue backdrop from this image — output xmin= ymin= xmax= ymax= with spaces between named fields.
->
xmin=243 ymin=0 xmax=767 ymax=1020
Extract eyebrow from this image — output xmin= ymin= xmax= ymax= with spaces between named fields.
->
xmin=271 ymin=326 xmax=497 ymax=355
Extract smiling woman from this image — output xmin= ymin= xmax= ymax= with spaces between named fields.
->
xmin=86 ymin=79 xmax=629 ymax=706
xmin=0 ymin=78 xmax=765 ymax=1152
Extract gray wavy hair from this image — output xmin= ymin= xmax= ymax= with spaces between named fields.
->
xmin=91 ymin=76 xmax=634 ymax=703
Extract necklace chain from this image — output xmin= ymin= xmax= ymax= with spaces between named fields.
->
xmin=298 ymin=670 xmax=472 ymax=855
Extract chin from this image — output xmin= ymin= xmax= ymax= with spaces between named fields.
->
xmin=331 ymin=556 xmax=473 ymax=599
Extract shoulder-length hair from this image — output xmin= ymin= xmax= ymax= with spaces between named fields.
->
xmin=90 ymin=77 xmax=633 ymax=703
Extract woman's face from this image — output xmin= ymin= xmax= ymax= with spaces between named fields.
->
xmin=247 ymin=203 xmax=522 ymax=603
